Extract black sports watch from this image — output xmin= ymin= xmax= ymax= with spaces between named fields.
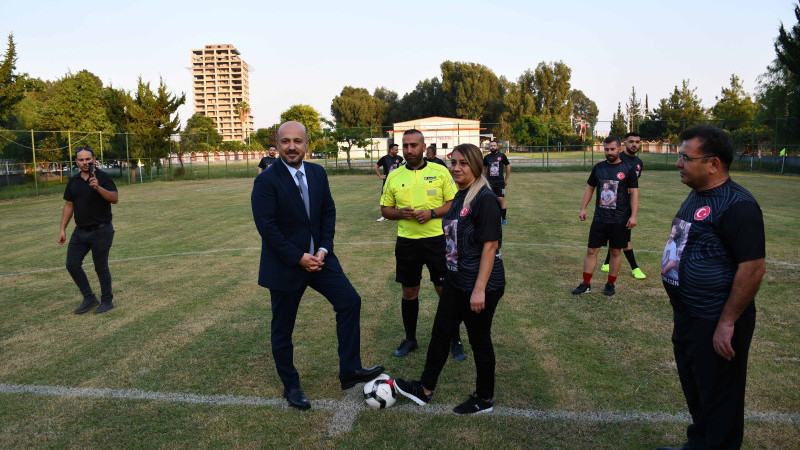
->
xmin=430 ymin=209 xmax=437 ymax=218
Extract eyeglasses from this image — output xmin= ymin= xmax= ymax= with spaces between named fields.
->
xmin=677 ymin=153 xmax=715 ymax=162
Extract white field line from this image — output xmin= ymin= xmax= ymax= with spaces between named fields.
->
xmin=2 ymin=242 xmax=798 ymax=278
xmin=1 ymin=383 xmax=798 ymax=435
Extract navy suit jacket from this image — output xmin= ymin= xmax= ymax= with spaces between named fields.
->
xmin=251 ymin=160 xmax=342 ymax=291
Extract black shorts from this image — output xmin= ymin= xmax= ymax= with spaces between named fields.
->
xmin=395 ymin=235 xmax=446 ymax=287
xmin=489 ymin=181 xmax=505 ymax=198
xmin=588 ymin=221 xmax=628 ymax=249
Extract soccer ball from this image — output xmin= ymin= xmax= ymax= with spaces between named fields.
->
xmin=363 ymin=374 xmax=397 ymax=409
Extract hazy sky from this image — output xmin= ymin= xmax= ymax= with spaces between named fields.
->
xmin=2 ymin=0 xmax=797 ymax=130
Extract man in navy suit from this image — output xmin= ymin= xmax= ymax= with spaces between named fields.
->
xmin=252 ymin=121 xmax=384 ymax=410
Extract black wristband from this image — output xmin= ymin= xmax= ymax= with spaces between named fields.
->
xmin=430 ymin=209 xmax=437 ymax=218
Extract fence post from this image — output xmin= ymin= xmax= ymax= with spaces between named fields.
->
xmin=125 ymin=133 xmax=131 ymax=184
xmin=31 ymin=130 xmax=38 ymax=196
xmin=99 ymin=131 xmax=104 ymax=166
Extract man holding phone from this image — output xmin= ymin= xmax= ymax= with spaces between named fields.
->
xmin=58 ymin=146 xmax=119 ymax=314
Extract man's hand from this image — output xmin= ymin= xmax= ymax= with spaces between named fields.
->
xmin=398 ymin=206 xmax=415 ymax=220
xmin=579 ymin=209 xmax=587 ymax=221
xmin=626 ymin=216 xmax=637 ymax=229
xmin=314 ymin=249 xmax=327 ymax=262
xmin=88 ymin=176 xmax=99 ymax=190
xmin=58 ymin=230 xmax=66 ymax=245
xmin=379 ymin=174 xmax=386 ymax=180
xmin=412 ymin=209 xmax=433 ymax=224
xmin=713 ymin=320 xmax=736 ymax=361
xmin=299 ymin=253 xmax=324 ymax=272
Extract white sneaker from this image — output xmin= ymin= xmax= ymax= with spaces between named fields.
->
xmin=376 ymin=216 xmax=387 ymax=222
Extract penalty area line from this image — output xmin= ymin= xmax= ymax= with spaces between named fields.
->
xmin=1 ymin=383 xmax=798 ymax=429
xmin=2 ymin=242 xmax=798 ymax=278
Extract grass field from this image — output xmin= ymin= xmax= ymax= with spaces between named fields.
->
xmin=1 ymin=170 xmax=798 ymax=448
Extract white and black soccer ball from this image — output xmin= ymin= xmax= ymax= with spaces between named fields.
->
xmin=363 ymin=374 xmax=397 ymax=409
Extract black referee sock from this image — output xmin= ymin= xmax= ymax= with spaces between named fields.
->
xmin=624 ymin=249 xmax=639 ymax=270
xmin=401 ymin=298 xmax=419 ymax=342
xmin=501 ymin=209 xmax=507 ymax=220
xmin=604 ymin=252 xmax=611 ymax=265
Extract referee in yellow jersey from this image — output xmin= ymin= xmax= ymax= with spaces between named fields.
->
xmin=381 ymin=129 xmax=466 ymax=361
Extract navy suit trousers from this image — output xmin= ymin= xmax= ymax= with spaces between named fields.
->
xmin=269 ymin=264 xmax=362 ymax=390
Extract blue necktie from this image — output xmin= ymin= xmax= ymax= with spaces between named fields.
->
xmin=296 ymin=171 xmax=313 ymax=253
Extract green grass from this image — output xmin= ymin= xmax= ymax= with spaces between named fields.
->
xmin=1 ymin=171 xmax=798 ymax=448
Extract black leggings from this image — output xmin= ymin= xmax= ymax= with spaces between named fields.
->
xmin=421 ymin=280 xmax=503 ymax=399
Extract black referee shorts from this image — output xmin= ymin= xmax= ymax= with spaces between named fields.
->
xmin=588 ymin=221 xmax=628 ymax=249
xmin=395 ymin=235 xmax=446 ymax=288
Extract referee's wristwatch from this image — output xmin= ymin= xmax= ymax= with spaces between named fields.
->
xmin=430 ymin=209 xmax=437 ymax=218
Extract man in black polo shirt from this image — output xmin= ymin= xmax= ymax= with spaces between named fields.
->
xmin=657 ymin=126 xmax=765 ymax=450
xmin=482 ymin=140 xmax=510 ymax=225
xmin=374 ymin=144 xmax=404 ymax=222
xmin=601 ymin=132 xmax=646 ymax=279
xmin=258 ymin=146 xmax=278 ymax=174
xmin=572 ymin=136 xmax=638 ymax=297
xmin=425 ymin=144 xmax=446 ymax=167
xmin=57 ymin=147 xmax=119 ymax=314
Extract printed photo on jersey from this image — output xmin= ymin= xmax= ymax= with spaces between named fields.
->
xmin=444 ymin=218 xmax=458 ymax=271
xmin=661 ymin=217 xmax=691 ymax=284
xmin=599 ymin=180 xmax=619 ymax=209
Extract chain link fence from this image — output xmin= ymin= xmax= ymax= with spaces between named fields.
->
xmin=1 ymin=119 xmax=798 ymax=199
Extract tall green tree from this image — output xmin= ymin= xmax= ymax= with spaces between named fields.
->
xmin=712 ymin=74 xmax=755 ymax=131
xmin=510 ymin=115 xmax=547 ymax=147
xmin=0 ymin=33 xmax=26 ymax=128
xmin=775 ymin=2 xmax=800 ymax=78
xmin=235 ymin=101 xmax=250 ymax=143
xmin=37 ymin=70 xmax=115 ymax=159
xmin=440 ymin=61 xmax=502 ymax=122
xmin=396 ymin=78 xmax=446 ymax=122
xmin=625 ymin=87 xmax=644 ymax=132
xmin=280 ymin=104 xmax=322 ymax=152
xmin=373 ymin=86 xmax=400 ymax=129
xmin=569 ymin=89 xmax=598 ymax=126
xmin=252 ymin=125 xmax=279 ymax=149
xmin=179 ymin=112 xmax=222 ymax=169
xmin=650 ymin=80 xmax=708 ymax=141
xmin=532 ymin=61 xmax=573 ymax=122
xmin=127 ymin=76 xmax=186 ymax=163
xmin=330 ymin=86 xmax=386 ymax=128
xmin=609 ymin=103 xmax=627 ymax=138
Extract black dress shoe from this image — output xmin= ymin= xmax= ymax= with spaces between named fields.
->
xmin=339 ymin=365 xmax=385 ymax=389
xmin=74 ymin=298 xmax=99 ymax=314
xmin=283 ymin=387 xmax=311 ymax=410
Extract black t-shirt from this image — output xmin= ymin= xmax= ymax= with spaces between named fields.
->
xmin=662 ymin=179 xmax=765 ymax=320
xmin=258 ymin=156 xmax=277 ymax=170
xmin=587 ymin=160 xmax=639 ymax=224
xmin=377 ymin=154 xmax=404 ymax=176
xmin=63 ymin=169 xmax=117 ymax=228
xmin=620 ymin=152 xmax=643 ymax=178
xmin=426 ymin=157 xmax=446 ymax=167
xmin=483 ymin=151 xmax=509 ymax=183
xmin=442 ymin=186 xmax=505 ymax=292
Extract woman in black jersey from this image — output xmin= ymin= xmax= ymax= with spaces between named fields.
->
xmin=395 ymin=143 xmax=505 ymax=415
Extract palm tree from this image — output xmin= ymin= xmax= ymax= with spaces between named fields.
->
xmin=235 ymin=101 xmax=250 ymax=145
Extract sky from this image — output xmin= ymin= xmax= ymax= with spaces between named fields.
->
xmin=2 ymin=0 xmax=797 ymax=131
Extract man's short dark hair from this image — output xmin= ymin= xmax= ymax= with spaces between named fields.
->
xmin=403 ymin=129 xmax=424 ymax=140
xmin=490 ymin=139 xmax=498 ymax=145
xmin=389 ymin=143 xmax=399 ymax=149
xmin=76 ymin=146 xmax=95 ymax=157
xmin=427 ymin=144 xmax=436 ymax=155
xmin=679 ymin=125 xmax=734 ymax=168
xmin=603 ymin=136 xmax=621 ymax=147
xmin=624 ymin=132 xmax=641 ymax=139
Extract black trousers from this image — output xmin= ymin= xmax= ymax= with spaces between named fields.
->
xmin=421 ymin=280 xmax=503 ymax=399
xmin=268 ymin=266 xmax=362 ymax=390
xmin=66 ymin=224 xmax=115 ymax=303
xmin=672 ymin=309 xmax=755 ymax=449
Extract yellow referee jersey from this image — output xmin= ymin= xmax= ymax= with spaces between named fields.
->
xmin=380 ymin=160 xmax=456 ymax=239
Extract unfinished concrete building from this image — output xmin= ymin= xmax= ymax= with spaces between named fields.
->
xmin=191 ymin=44 xmax=254 ymax=142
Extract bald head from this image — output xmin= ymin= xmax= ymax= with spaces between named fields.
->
xmin=276 ymin=121 xmax=309 ymax=168
xmin=278 ymin=121 xmax=309 ymax=141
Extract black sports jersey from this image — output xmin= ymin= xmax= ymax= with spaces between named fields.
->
xmin=426 ymin=157 xmax=446 ymax=167
xmin=661 ymin=179 xmax=765 ymax=320
xmin=620 ymin=152 xmax=643 ymax=178
xmin=258 ymin=156 xmax=277 ymax=170
xmin=442 ymin=186 xmax=505 ymax=292
xmin=63 ymin=169 xmax=118 ymax=228
xmin=587 ymin=160 xmax=638 ymax=224
xmin=377 ymin=154 xmax=404 ymax=176
xmin=483 ymin=151 xmax=509 ymax=183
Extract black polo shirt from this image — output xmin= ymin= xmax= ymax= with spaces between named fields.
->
xmin=620 ymin=151 xmax=643 ymax=178
xmin=377 ymin=154 xmax=404 ymax=176
xmin=483 ymin=151 xmax=510 ymax=184
xmin=63 ymin=170 xmax=117 ymax=228
xmin=258 ymin=156 xmax=277 ymax=170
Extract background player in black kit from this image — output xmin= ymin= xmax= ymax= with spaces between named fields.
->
xmin=258 ymin=146 xmax=278 ymax=174
xmin=657 ymin=126 xmax=765 ymax=450
xmin=57 ymin=147 xmax=119 ymax=314
xmin=572 ymin=136 xmax=638 ymax=296
xmin=482 ymin=140 xmax=510 ymax=225
xmin=374 ymin=144 xmax=403 ymax=222
xmin=426 ymin=144 xmax=446 ymax=167
xmin=601 ymin=132 xmax=646 ymax=279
